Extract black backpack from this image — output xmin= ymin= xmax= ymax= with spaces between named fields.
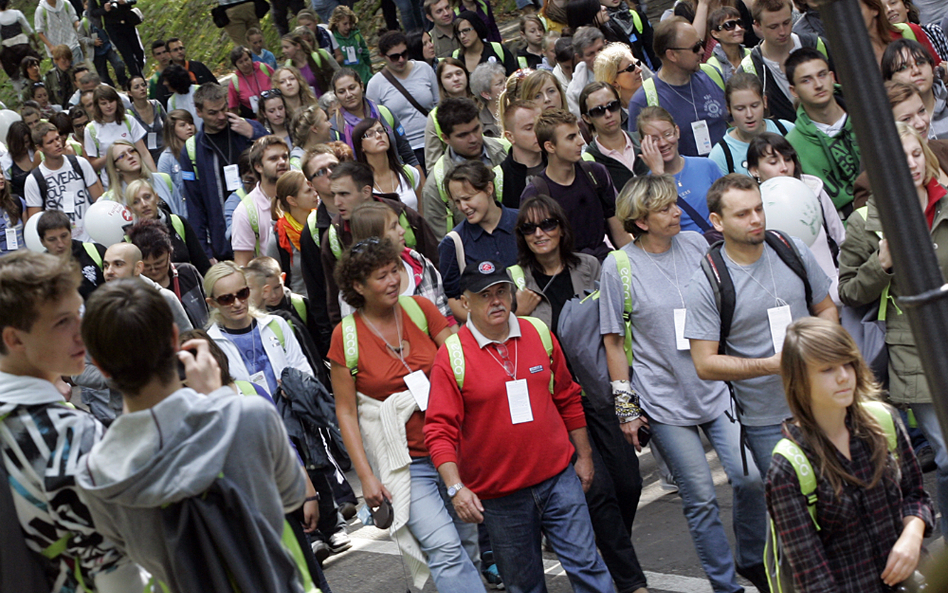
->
xmin=30 ymin=155 xmax=83 ymax=207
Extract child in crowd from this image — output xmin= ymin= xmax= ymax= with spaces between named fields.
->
xmin=296 ymin=8 xmax=343 ymax=64
xmin=246 ymin=27 xmax=277 ymax=70
xmin=329 ymin=6 xmax=372 ymax=85
xmin=517 ymin=14 xmax=546 ymax=70
xmin=539 ymin=30 xmax=560 ymax=70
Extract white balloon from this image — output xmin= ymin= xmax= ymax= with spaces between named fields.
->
xmin=0 ymin=110 xmax=22 ymax=145
xmin=24 ymin=213 xmax=45 ymax=252
xmin=760 ymin=176 xmax=822 ymax=247
xmin=84 ymin=200 xmax=133 ymax=247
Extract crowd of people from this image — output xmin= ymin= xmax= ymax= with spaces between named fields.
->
xmin=0 ymin=0 xmax=946 ymax=592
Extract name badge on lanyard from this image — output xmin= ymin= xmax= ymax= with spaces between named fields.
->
xmin=768 ymin=305 xmax=792 ymax=353
xmin=506 ymin=379 xmax=533 ymax=424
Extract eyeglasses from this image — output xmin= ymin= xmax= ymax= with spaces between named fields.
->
xmin=261 ymin=89 xmax=282 ymax=100
xmin=363 ymin=127 xmax=386 ymax=140
xmin=715 ymin=19 xmax=743 ymax=31
xmin=114 ymin=148 xmax=138 ymax=164
xmin=350 ymin=237 xmax=381 ymax=254
xmin=518 ymin=218 xmax=559 ymax=235
xmin=309 ymin=163 xmax=336 ymax=180
xmin=618 ymin=60 xmax=642 ymax=74
xmin=213 ymin=286 xmax=251 ymax=306
xmin=645 ymin=128 xmax=676 ymax=142
xmin=669 ymin=41 xmax=704 ymax=54
xmin=586 ymin=100 xmax=622 ymax=119
xmin=457 ymin=26 xmax=475 ymax=36
xmin=386 ymin=50 xmax=409 ymax=62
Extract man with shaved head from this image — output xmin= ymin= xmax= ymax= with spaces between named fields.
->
xmin=103 ymin=243 xmax=192 ymax=331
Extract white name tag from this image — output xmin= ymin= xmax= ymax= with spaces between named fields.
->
xmin=768 ymin=305 xmax=792 ymax=354
xmin=404 ymin=369 xmax=430 ymax=412
xmin=674 ymin=308 xmax=689 ymax=350
xmin=506 ymin=379 xmax=533 ymax=424
xmin=249 ymin=95 xmax=259 ymax=114
xmin=249 ymin=370 xmax=266 ymax=387
xmin=63 ymin=191 xmax=76 ymax=214
xmin=692 ymin=119 xmax=713 ymax=155
xmin=147 ymin=132 xmax=157 ymax=149
xmin=223 ymin=164 xmax=241 ymax=192
xmin=5 ymin=228 xmax=18 ymax=250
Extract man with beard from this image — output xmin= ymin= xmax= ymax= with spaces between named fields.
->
xmin=232 ymin=136 xmax=289 ymax=266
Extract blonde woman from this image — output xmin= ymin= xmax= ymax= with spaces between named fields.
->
xmin=103 ymin=139 xmax=181 ymax=211
xmin=593 ymin=42 xmax=645 ymax=106
xmin=289 ymin=105 xmax=332 ymax=170
xmin=204 ymin=261 xmax=312 ymax=396
xmin=272 ymin=65 xmax=319 ymax=118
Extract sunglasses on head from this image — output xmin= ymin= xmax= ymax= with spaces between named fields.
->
xmin=214 ymin=286 xmax=250 ymax=306
xmin=715 ymin=19 xmax=743 ymax=31
xmin=619 ymin=60 xmax=642 ymax=74
xmin=386 ymin=50 xmax=409 ymax=62
xmin=670 ymin=41 xmax=704 ymax=54
xmin=351 ymin=236 xmax=381 ymax=254
xmin=519 ymin=218 xmax=559 ymax=235
xmin=587 ymin=99 xmax=621 ymax=118
xmin=261 ymin=89 xmax=282 ymax=100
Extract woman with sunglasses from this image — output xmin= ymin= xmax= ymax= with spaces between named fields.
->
xmin=593 ymin=42 xmax=645 ymax=106
xmin=330 ymin=68 xmax=421 ymax=172
xmin=157 ymin=109 xmax=195 ymax=216
xmin=272 ymin=66 xmax=319 ymax=119
xmin=329 ymin=237 xmax=482 ymax=591
xmin=228 ymin=45 xmax=274 ymax=120
xmin=453 ymin=12 xmax=518 ymax=78
xmin=637 ymin=106 xmax=721 ymax=233
xmin=709 ymin=72 xmax=795 ymax=176
xmin=706 ymin=6 xmax=750 ymax=85
xmin=883 ymin=38 xmax=948 ymax=139
xmin=289 ymin=105 xmax=332 ymax=171
xmin=206 ymin=261 xmax=313 ymax=397
xmin=603 ymin=174 xmax=767 ymax=593
xmin=257 ymin=89 xmax=294 ymax=149
xmin=581 ymin=81 xmax=649 ymax=193
xmin=353 ymin=117 xmax=422 ymax=213
xmin=102 ymin=139 xmax=181 ymax=215
xmin=123 ymin=178 xmax=212 ymax=275
xmin=281 ymin=31 xmax=338 ymax=99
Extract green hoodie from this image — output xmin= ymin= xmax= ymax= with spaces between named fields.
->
xmin=333 ymin=29 xmax=372 ymax=85
xmin=786 ymin=105 xmax=861 ymax=213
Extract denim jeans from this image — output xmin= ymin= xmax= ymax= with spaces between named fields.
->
xmin=650 ymin=412 xmax=767 ymax=592
xmin=742 ymin=422 xmax=785 ymax=478
xmin=911 ymin=403 xmax=948 ymax=538
xmin=311 ymin=0 xmax=340 ymax=23
xmin=482 ymin=465 xmax=613 ymax=593
xmin=392 ymin=0 xmax=424 ymax=33
xmin=406 ymin=457 xmax=483 ymax=593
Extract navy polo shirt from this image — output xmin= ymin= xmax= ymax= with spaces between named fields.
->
xmin=438 ymin=206 xmax=520 ymax=299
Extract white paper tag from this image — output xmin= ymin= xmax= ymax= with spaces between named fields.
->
xmin=249 ymin=95 xmax=259 ymax=114
xmin=404 ymin=369 xmax=430 ymax=412
xmin=5 ymin=228 xmax=18 ymax=250
xmin=223 ymin=164 xmax=241 ymax=192
xmin=767 ymin=305 xmax=792 ymax=354
xmin=249 ymin=371 xmax=266 ymax=389
xmin=674 ymin=308 xmax=689 ymax=350
xmin=146 ymin=132 xmax=157 ymax=149
xmin=506 ymin=379 xmax=533 ymax=424
xmin=63 ymin=191 xmax=76 ymax=213
xmin=692 ymin=120 xmax=713 ymax=155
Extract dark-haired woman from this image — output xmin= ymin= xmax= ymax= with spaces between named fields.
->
xmin=4 ymin=120 xmax=39 ymax=199
xmin=453 ymin=11 xmax=517 ymax=77
xmin=126 ymin=75 xmax=166 ymax=164
xmin=766 ymin=318 xmax=932 ymax=593
xmin=0 ymin=171 xmax=25 ymax=255
xmin=354 ymin=118 xmax=422 ymax=213
xmin=228 ymin=45 xmax=273 ymax=120
xmin=328 ymin=237 xmax=483 ymax=592
xmin=18 ymin=55 xmax=42 ymax=102
xmin=258 ymin=88 xmax=293 ymax=149
xmin=883 ymin=38 xmax=948 ymax=139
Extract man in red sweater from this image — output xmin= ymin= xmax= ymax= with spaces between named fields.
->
xmin=424 ymin=260 xmax=612 ymax=593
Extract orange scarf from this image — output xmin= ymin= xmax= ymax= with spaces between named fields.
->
xmin=276 ymin=212 xmax=304 ymax=261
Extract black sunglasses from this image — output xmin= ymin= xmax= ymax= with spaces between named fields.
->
xmin=519 ymin=218 xmax=559 ymax=235
xmin=619 ymin=60 xmax=642 ymax=74
xmin=669 ymin=41 xmax=704 ymax=54
xmin=309 ymin=163 xmax=336 ymax=181
xmin=214 ymin=286 xmax=251 ymax=306
xmin=715 ymin=19 xmax=743 ymax=31
xmin=261 ymin=89 xmax=282 ymax=100
xmin=386 ymin=50 xmax=409 ymax=62
xmin=587 ymin=100 xmax=622 ymax=119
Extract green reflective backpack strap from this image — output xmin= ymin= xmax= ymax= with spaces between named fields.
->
xmin=88 ymin=123 xmax=99 ymax=155
xmin=379 ymin=105 xmax=396 ymax=130
xmin=240 ymin=192 xmax=260 ymax=253
xmin=642 ymin=77 xmax=658 ymax=107
xmin=234 ymin=380 xmax=257 ymax=395
xmin=433 ymin=157 xmax=453 ymax=229
xmin=230 ymin=74 xmax=239 ymax=94
xmin=740 ymin=52 xmax=757 ymax=77
xmin=281 ymin=519 xmax=320 ymax=593
xmin=329 ymin=224 xmax=342 ymax=259
xmin=452 ymin=48 xmax=461 ymax=59
xmin=893 ymin=22 xmax=916 ymax=42
xmin=399 ymin=295 xmax=428 ymax=333
xmin=431 ymin=106 xmax=443 ymax=140
xmin=290 ymin=293 xmax=308 ymax=325
xmin=518 ymin=55 xmax=528 ymax=69
xmin=156 ymin=171 xmax=174 ymax=194
xmin=521 ymin=316 xmax=555 ymax=393
xmin=341 ymin=313 xmax=359 ymax=376
xmin=610 ymin=250 xmax=634 ymax=365
xmin=492 ymin=164 xmax=504 ymax=201
xmin=40 ymin=532 xmax=72 ymax=559
xmin=398 ymin=211 xmax=417 ymax=249
xmin=772 ymin=438 xmax=820 ymax=529
xmin=862 ymin=400 xmax=899 ymax=456
xmin=266 ymin=318 xmax=285 ymax=349
xmin=700 ymin=63 xmax=725 ymax=91
xmin=630 ymin=7 xmax=643 ymax=33
xmin=307 ymin=210 xmax=321 ymax=248
xmin=170 ymin=214 xmax=186 ymax=242
xmin=507 ymin=265 xmax=526 ymax=290
xmin=580 ymin=151 xmax=595 ymax=162
xmin=445 ymin=333 xmax=466 ymax=389
xmin=83 ymin=242 xmax=103 ymax=268
xmin=185 ymin=136 xmax=199 ymax=180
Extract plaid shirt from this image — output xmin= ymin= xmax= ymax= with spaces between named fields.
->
xmin=922 ymin=23 xmax=948 ymax=62
xmin=765 ymin=411 xmax=933 ymax=593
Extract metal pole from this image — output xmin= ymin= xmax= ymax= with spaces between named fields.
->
xmin=816 ymin=0 xmax=948 ymax=438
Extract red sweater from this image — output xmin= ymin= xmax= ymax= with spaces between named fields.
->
xmin=424 ymin=318 xmax=586 ymax=500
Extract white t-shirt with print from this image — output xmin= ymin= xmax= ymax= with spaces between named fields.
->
xmin=23 ymin=155 xmax=99 ymax=241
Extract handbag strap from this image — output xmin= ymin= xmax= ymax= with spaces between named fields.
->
xmin=380 ymin=68 xmax=430 ymax=117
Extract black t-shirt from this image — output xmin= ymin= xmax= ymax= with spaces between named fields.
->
xmin=533 ymin=270 xmax=573 ymax=334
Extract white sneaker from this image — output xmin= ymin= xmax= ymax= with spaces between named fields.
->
xmin=328 ymin=530 xmax=352 ymax=553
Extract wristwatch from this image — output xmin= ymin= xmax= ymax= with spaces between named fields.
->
xmin=447 ymin=482 xmax=465 ymax=498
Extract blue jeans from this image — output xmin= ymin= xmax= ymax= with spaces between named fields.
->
xmin=310 ymin=0 xmax=340 ymax=22
xmin=406 ymin=457 xmax=483 ymax=593
xmin=392 ymin=0 xmax=424 ymax=33
xmin=651 ymin=413 xmax=767 ymax=592
xmin=911 ymin=403 xmax=948 ymax=538
xmin=743 ymin=422 xmax=785 ymax=478
xmin=482 ymin=465 xmax=613 ymax=593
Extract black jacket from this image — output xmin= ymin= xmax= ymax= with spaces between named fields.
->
xmin=158 ymin=202 xmax=212 ymax=276
xmin=169 ymin=262 xmax=208 ymax=329
xmin=88 ymin=0 xmax=139 ymax=28
xmin=498 ymin=150 xmax=545 ymax=209
xmin=269 ymin=288 xmax=330 ymax=380
xmin=71 ymin=240 xmax=107 ymax=300
xmin=299 ymin=202 xmax=333 ymax=354
xmin=583 ymin=133 xmax=650 ymax=195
